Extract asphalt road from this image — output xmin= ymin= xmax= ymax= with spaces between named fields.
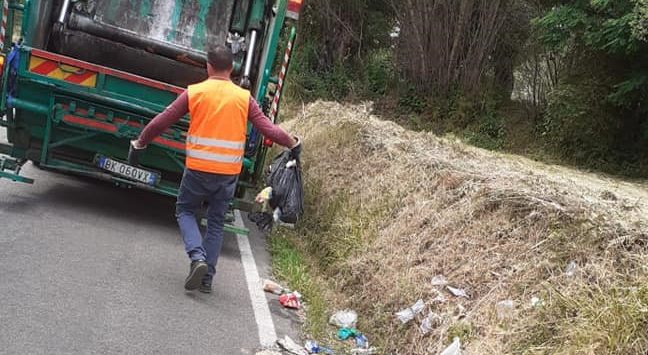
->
xmin=0 ymin=131 xmax=298 ymax=354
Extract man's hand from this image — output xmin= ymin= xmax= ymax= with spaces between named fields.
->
xmin=128 ymin=140 xmax=146 ymax=166
xmin=289 ymin=136 xmax=302 ymax=160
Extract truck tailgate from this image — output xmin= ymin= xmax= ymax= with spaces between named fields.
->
xmin=7 ymin=46 xmax=190 ymax=195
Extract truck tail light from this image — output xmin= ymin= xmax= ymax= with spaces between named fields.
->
xmin=287 ymin=0 xmax=303 ymax=20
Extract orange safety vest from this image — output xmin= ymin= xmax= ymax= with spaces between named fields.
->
xmin=186 ymin=79 xmax=250 ymax=175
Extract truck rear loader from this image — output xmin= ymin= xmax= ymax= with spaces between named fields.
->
xmin=0 ymin=0 xmax=302 ymax=234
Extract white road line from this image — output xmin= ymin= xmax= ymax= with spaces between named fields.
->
xmin=234 ymin=210 xmax=277 ymax=348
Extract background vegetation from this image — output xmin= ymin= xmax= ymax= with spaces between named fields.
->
xmin=270 ymin=3 xmax=648 ymax=353
xmin=285 ymin=0 xmax=648 ymax=177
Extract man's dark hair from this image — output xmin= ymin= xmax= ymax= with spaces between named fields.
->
xmin=207 ymin=45 xmax=234 ymax=71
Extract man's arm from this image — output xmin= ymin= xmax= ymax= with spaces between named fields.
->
xmin=134 ymin=91 xmax=189 ymax=148
xmin=247 ymin=97 xmax=298 ymax=148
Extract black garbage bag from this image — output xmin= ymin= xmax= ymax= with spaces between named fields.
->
xmin=265 ymin=150 xmax=304 ymax=224
xmin=248 ymin=211 xmax=274 ymax=233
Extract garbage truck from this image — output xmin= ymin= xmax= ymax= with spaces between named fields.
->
xmin=0 ymin=0 xmax=302 ymax=231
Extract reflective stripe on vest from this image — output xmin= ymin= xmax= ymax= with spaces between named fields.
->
xmin=186 ymin=135 xmax=246 ymax=150
xmin=186 ymin=149 xmax=243 ymax=164
xmin=186 ymin=79 xmax=250 ymax=175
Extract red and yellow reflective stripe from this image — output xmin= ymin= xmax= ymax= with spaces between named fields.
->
xmin=30 ymin=49 xmax=183 ymax=94
xmin=29 ymin=56 xmax=97 ymax=87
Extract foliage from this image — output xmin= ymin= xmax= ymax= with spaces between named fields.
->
xmin=393 ymin=0 xmax=511 ymax=97
xmin=284 ymin=0 xmax=394 ymax=102
xmin=536 ymin=1 xmax=646 ymax=103
xmin=364 ymin=49 xmax=395 ymax=97
xmin=285 ymin=0 xmax=648 ymax=177
xmin=542 ymin=81 xmax=617 ymax=164
xmin=532 ymin=0 xmax=648 ymax=175
xmin=632 ymin=0 xmax=648 ymax=40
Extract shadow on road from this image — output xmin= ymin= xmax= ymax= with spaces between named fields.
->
xmin=1 ymin=168 xmax=243 ymax=262
xmin=1 ymin=168 xmax=177 ymax=228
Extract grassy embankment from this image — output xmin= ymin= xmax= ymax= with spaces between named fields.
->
xmin=268 ymin=101 xmax=648 ymax=354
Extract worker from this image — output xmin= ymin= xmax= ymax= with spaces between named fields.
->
xmin=128 ymin=45 xmax=301 ymax=294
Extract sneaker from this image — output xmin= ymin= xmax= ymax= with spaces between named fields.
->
xmin=199 ymin=282 xmax=212 ymax=294
xmin=184 ymin=260 xmax=208 ymax=291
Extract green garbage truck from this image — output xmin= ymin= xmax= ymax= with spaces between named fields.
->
xmin=0 ymin=0 xmax=301 ymax=220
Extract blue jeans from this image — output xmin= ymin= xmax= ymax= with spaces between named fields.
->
xmin=176 ymin=168 xmax=237 ymax=284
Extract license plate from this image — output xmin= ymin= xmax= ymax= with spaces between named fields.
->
xmin=96 ymin=156 xmax=159 ymax=186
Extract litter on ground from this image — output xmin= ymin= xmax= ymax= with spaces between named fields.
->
xmin=495 ymin=300 xmax=515 ymax=320
xmin=336 ymin=327 xmax=360 ymax=341
xmin=279 ymin=292 xmax=302 ymax=309
xmin=249 ymin=212 xmax=274 ymax=233
xmin=419 ymin=312 xmax=442 ymax=335
xmin=530 ymin=296 xmax=543 ymax=308
xmin=256 ymin=186 xmax=273 ymax=204
xmin=262 ymin=279 xmax=286 ymax=295
xmin=355 ymin=334 xmax=369 ymax=348
xmin=431 ymin=275 xmax=449 ymax=286
xmin=454 ymin=304 xmax=466 ymax=319
xmin=431 ymin=289 xmax=448 ymax=304
xmin=305 ymin=340 xmax=334 ymax=354
xmin=277 ymin=335 xmax=308 ymax=355
xmin=565 ymin=261 xmax=578 ymax=277
xmin=447 ymin=286 xmax=469 ymax=298
xmin=329 ymin=310 xmax=358 ymax=328
xmin=395 ymin=299 xmax=426 ymax=324
xmin=440 ymin=337 xmax=462 ymax=355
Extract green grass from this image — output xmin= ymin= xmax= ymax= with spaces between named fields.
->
xmin=447 ymin=321 xmax=475 ymax=343
xmin=269 ymin=233 xmax=329 ymax=339
xmin=267 ymin=184 xmax=400 ymax=352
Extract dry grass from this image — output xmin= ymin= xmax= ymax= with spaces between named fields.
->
xmin=279 ymin=101 xmax=648 ymax=354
